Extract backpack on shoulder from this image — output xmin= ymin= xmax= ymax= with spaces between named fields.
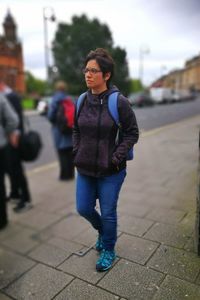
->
xmin=76 ymin=92 xmax=134 ymax=160
xmin=56 ymin=97 xmax=75 ymax=134
xmin=19 ymin=117 xmax=42 ymax=162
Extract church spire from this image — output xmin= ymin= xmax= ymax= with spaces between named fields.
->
xmin=3 ymin=9 xmax=17 ymax=41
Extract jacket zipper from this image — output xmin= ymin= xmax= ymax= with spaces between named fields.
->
xmin=94 ymin=98 xmax=103 ymax=175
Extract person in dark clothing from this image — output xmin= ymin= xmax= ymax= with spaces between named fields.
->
xmin=48 ymin=80 xmax=74 ymax=180
xmin=5 ymin=90 xmax=32 ymax=212
xmin=73 ymin=48 xmax=139 ymax=271
xmin=0 ymin=93 xmax=19 ymax=230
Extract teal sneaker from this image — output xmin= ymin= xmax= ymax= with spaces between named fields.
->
xmin=96 ymin=249 xmax=116 ymax=272
xmin=95 ymin=235 xmax=103 ymax=252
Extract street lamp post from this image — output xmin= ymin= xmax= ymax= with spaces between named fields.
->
xmin=43 ymin=7 xmax=56 ymax=86
xmin=139 ymin=45 xmax=150 ymax=86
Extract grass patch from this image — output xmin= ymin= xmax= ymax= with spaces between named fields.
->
xmin=22 ymin=98 xmax=35 ymax=110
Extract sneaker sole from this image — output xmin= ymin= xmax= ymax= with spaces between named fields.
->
xmin=13 ymin=204 xmax=33 ymax=213
xmin=96 ymin=264 xmax=113 ymax=272
xmin=96 ymin=257 xmax=116 ymax=272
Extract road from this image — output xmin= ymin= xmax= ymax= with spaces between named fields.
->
xmin=134 ymin=96 xmax=200 ymax=131
xmin=25 ymin=96 xmax=200 ymax=170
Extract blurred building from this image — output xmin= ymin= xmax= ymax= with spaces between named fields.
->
xmin=0 ymin=10 xmax=25 ymax=94
xmin=151 ymin=53 xmax=200 ymax=93
xmin=184 ymin=55 xmax=200 ymax=92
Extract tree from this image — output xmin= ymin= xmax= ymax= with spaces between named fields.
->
xmin=110 ymin=47 xmax=131 ymax=96
xmin=25 ymin=71 xmax=47 ymax=95
xmin=52 ymin=14 xmax=130 ymax=95
xmin=130 ymin=78 xmax=143 ymax=93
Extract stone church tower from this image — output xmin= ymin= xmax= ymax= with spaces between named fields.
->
xmin=0 ymin=10 xmax=25 ymax=94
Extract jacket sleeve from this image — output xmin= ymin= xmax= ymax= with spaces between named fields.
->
xmin=1 ymin=95 xmax=19 ymax=135
xmin=112 ymin=95 xmax=139 ymax=165
xmin=6 ymin=92 xmax=24 ymax=132
xmin=47 ymin=91 xmax=66 ymax=123
xmin=47 ymin=95 xmax=58 ymax=123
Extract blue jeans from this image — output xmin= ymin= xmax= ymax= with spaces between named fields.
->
xmin=76 ymin=169 xmax=126 ymax=251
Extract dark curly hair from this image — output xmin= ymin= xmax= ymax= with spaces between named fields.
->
xmin=84 ymin=48 xmax=115 ymax=87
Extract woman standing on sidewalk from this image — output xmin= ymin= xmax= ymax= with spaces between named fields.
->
xmin=73 ymin=48 xmax=139 ymax=271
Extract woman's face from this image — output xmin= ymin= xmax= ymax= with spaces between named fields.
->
xmin=84 ymin=59 xmax=110 ymax=94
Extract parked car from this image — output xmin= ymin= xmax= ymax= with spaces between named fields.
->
xmin=150 ymin=87 xmax=173 ymax=104
xmin=172 ymin=89 xmax=195 ymax=102
xmin=171 ymin=91 xmax=181 ymax=102
xmin=36 ymin=96 xmax=52 ymax=115
xmin=129 ymin=92 xmax=154 ymax=107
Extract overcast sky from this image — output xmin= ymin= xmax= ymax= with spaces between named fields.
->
xmin=0 ymin=0 xmax=199 ymax=85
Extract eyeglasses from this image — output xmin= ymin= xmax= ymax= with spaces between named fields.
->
xmin=82 ymin=68 xmax=102 ymax=75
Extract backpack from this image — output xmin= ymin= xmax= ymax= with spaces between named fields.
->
xmin=19 ymin=130 xmax=42 ymax=162
xmin=56 ymin=97 xmax=75 ymax=134
xmin=76 ymin=92 xmax=134 ymax=160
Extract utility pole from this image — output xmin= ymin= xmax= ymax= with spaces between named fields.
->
xmin=43 ymin=7 xmax=56 ymax=88
xmin=139 ymin=45 xmax=150 ymax=86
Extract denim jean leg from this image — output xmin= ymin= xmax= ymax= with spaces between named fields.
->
xmin=98 ymin=169 xmax=126 ymax=251
xmin=76 ymin=172 xmax=102 ymax=233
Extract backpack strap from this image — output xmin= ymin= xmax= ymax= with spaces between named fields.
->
xmin=76 ymin=92 xmax=87 ymax=116
xmin=108 ymin=92 xmax=120 ymax=126
xmin=108 ymin=92 xmax=134 ymax=160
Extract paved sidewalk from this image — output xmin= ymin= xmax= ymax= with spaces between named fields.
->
xmin=0 ymin=115 xmax=200 ymax=300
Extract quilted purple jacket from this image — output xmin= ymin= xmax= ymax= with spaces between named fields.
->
xmin=73 ymin=86 xmax=139 ymax=177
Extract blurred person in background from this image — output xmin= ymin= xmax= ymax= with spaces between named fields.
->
xmin=0 ymin=82 xmax=32 ymax=213
xmin=48 ymin=80 xmax=74 ymax=180
xmin=0 ymin=92 xmax=19 ymax=230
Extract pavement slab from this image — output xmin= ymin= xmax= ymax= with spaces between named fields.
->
xmin=54 ymin=278 xmax=120 ymax=300
xmin=0 ymin=223 xmax=23 ymax=242
xmin=153 ymin=275 xmax=200 ymax=300
xmin=0 ymin=293 xmax=12 ymax=300
xmin=145 ymin=207 xmax=186 ymax=224
xmin=147 ymin=245 xmax=200 ymax=282
xmin=13 ymin=208 xmax=62 ymax=231
xmin=52 ymin=215 xmax=90 ymax=240
xmin=116 ymin=233 xmax=159 ymax=265
xmin=4 ymin=264 xmax=73 ymax=300
xmin=72 ymin=226 xmax=97 ymax=247
xmin=0 ymin=248 xmax=36 ymax=289
xmin=27 ymin=242 xmax=72 ymax=267
xmin=144 ymin=222 xmax=191 ymax=248
xmin=98 ymin=259 xmax=164 ymax=299
xmin=47 ymin=236 xmax=84 ymax=254
xmin=119 ymin=215 xmax=154 ymax=237
xmin=118 ymin=202 xmax=151 ymax=218
xmin=1 ymin=228 xmax=39 ymax=255
xmin=58 ymin=249 xmax=107 ymax=284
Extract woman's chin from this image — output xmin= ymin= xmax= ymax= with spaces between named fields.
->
xmin=86 ymin=83 xmax=92 ymax=88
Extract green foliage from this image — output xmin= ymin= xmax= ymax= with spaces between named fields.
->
xmin=25 ymin=71 xmax=47 ymax=95
xmin=22 ymin=98 xmax=35 ymax=110
xmin=130 ymin=79 xmax=143 ymax=93
xmin=110 ymin=47 xmax=131 ymax=96
xmin=52 ymin=14 xmax=131 ymax=95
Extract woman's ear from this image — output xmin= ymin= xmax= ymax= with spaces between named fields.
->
xmin=103 ymin=72 xmax=111 ymax=82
